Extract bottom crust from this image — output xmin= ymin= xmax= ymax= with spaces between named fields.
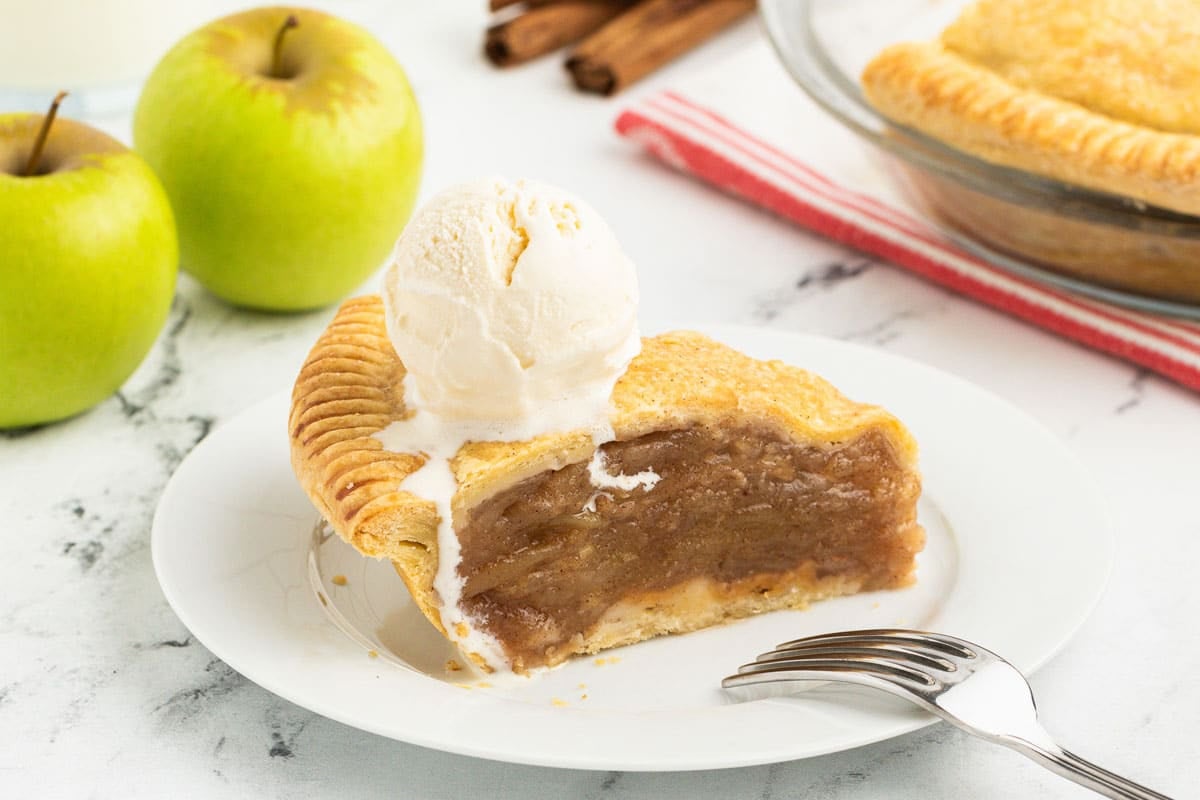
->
xmin=390 ymin=562 xmax=864 ymax=673
xmin=568 ymin=568 xmax=864 ymax=660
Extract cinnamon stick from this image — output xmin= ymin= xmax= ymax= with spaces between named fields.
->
xmin=567 ymin=0 xmax=756 ymax=95
xmin=488 ymin=0 xmax=602 ymax=13
xmin=486 ymin=0 xmax=634 ymax=67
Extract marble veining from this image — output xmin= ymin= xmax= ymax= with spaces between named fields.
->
xmin=2 ymin=6 xmax=1197 ymax=799
xmin=752 ymin=258 xmax=878 ymax=323
xmin=794 ymin=258 xmax=876 ymax=292
xmin=1114 ymin=368 xmax=1152 ymax=414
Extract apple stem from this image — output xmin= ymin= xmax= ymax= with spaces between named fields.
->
xmin=23 ymin=90 xmax=68 ymax=177
xmin=271 ymin=14 xmax=300 ymax=78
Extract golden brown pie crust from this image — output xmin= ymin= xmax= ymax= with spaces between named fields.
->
xmin=290 ymin=295 xmax=922 ymax=669
xmin=862 ymin=0 xmax=1200 ymax=216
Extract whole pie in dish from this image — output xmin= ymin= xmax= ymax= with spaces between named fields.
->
xmin=862 ymin=0 xmax=1200 ymax=216
xmin=290 ymin=295 xmax=924 ymax=673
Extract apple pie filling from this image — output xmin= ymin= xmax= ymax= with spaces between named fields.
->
xmin=455 ymin=424 xmax=923 ymax=671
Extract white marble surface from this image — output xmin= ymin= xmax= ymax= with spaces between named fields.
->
xmin=2 ymin=4 xmax=1197 ymax=798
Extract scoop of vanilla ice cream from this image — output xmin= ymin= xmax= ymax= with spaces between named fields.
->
xmin=381 ymin=177 xmax=640 ymax=424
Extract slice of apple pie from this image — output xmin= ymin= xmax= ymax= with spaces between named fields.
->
xmin=290 ymin=295 xmax=924 ymax=674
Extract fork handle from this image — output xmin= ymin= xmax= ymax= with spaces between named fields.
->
xmin=1009 ymin=740 xmax=1174 ymax=800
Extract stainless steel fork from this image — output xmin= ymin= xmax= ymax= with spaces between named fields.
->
xmin=722 ymin=629 xmax=1174 ymax=800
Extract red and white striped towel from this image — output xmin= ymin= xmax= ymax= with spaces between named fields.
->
xmin=615 ymin=46 xmax=1200 ymax=393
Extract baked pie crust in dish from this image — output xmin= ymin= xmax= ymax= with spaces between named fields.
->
xmin=290 ymin=296 xmax=924 ymax=673
xmin=862 ymin=0 xmax=1200 ymax=217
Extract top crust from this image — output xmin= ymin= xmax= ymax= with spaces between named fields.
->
xmin=289 ymin=295 xmax=918 ymax=635
xmin=861 ymin=0 xmax=1200 ymax=215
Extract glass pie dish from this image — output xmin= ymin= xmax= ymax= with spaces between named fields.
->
xmin=760 ymin=0 xmax=1200 ymax=319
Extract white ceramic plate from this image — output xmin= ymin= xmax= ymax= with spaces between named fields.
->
xmin=152 ymin=324 xmax=1112 ymax=771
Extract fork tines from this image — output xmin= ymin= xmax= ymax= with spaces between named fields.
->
xmin=721 ymin=628 xmax=978 ymax=691
xmin=774 ymin=628 xmax=977 ymax=658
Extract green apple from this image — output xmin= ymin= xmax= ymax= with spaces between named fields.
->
xmin=0 ymin=100 xmax=178 ymax=429
xmin=133 ymin=6 xmax=423 ymax=312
